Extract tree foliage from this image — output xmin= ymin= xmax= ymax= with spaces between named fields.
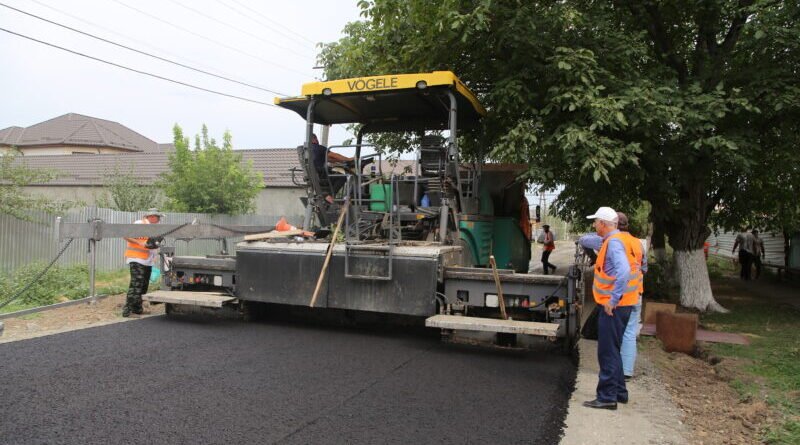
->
xmin=96 ymin=165 xmax=163 ymax=212
xmin=160 ymin=125 xmax=262 ymax=215
xmin=0 ymin=150 xmax=74 ymax=220
xmin=320 ymin=0 xmax=800 ymax=311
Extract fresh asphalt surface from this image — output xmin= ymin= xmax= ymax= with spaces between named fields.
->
xmin=0 ymin=311 xmax=576 ymax=445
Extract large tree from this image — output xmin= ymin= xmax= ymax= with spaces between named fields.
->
xmin=161 ymin=125 xmax=262 ymax=215
xmin=320 ymin=0 xmax=799 ymax=311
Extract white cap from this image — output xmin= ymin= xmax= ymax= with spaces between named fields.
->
xmin=586 ymin=206 xmax=618 ymax=222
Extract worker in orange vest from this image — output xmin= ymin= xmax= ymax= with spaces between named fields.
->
xmin=541 ymin=224 xmax=557 ymax=274
xmin=581 ymin=207 xmax=642 ymax=410
xmin=122 ymin=208 xmax=163 ymax=317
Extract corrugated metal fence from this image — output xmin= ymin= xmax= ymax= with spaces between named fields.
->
xmin=706 ymin=231 xmax=785 ymax=265
xmin=0 ymin=207 xmax=301 ymax=274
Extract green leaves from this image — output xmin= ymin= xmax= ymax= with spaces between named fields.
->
xmin=320 ymin=0 xmax=799 ymax=247
xmin=160 ymin=124 xmax=263 ymax=215
xmin=0 ymin=150 xmax=75 ymax=220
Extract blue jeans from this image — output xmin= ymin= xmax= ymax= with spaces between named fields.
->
xmin=621 ymin=298 xmax=642 ymax=377
xmin=596 ymin=305 xmax=633 ymax=403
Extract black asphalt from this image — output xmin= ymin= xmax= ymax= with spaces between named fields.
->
xmin=0 ymin=313 xmax=575 ymax=445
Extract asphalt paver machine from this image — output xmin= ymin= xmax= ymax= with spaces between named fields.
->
xmin=144 ymin=71 xmax=584 ymax=350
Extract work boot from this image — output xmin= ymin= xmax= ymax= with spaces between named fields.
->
xmin=582 ymin=399 xmax=617 ymax=410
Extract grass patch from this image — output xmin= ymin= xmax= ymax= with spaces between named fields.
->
xmin=0 ymin=265 xmax=130 ymax=314
xmin=703 ymin=291 xmax=800 ymax=444
xmin=707 ymin=254 xmax=736 ymax=279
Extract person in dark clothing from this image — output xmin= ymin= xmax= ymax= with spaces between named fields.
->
xmin=752 ymin=230 xmax=765 ymax=279
xmin=541 ymin=224 xmax=556 ymax=274
xmin=732 ymin=230 xmax=755 ymax=280
xmin=310 ymin=134 xmax=351 ymax=203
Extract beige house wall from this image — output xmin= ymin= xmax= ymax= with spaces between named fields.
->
xmin=22 ymin=185 xmax=305 ymax=219
xmin=2 ymin=146 xmax=135 ymax=156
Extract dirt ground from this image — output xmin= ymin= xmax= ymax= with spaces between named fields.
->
xmin=0 ymin=294 xmax=164 ymax=344
xmin=639 ymin=272 xmax=796 ymax=445
xmin=642 ymin=341 xmax=770 ymax=445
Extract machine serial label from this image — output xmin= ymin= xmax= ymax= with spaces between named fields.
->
xmin=347 ymin=77 xmax=399 ymax=91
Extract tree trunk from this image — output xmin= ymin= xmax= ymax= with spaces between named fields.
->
xmin=666 ymin=180 xmax=726 ymax=313
xmin=673 ymin=249 xmax=727 ymax=312
xmin=651 ymin=221 xmax=667 ymax=264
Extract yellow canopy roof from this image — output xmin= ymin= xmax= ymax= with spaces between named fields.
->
xmin=275 ymin=71 xmax=486 ymax=132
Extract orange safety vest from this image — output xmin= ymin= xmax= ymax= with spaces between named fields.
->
xmin=618 ymin=231 xmax=645 ymax=294
xmin=593 ymin=232 xmax=643 ymax=306
xmin=124 ymin=219 xmax=152 ymax=261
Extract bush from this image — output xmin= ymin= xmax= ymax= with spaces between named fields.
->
xmin=706 ymin=255 xmax=735 ymax=279
xmin=643 ymin=259 xmax=678 ymax=301
xmin=0 ymin=263 xmax=89 ymax=307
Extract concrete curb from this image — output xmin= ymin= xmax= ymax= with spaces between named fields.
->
xmin=0 ymin=294 xmax=112 ymax=321
xmin=560 ymin=304 xmax=690 ymax=444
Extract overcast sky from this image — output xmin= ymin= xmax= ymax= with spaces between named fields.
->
xmin=0 ymin=0 xmax=361 ymax=148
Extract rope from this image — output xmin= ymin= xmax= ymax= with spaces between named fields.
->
xmin=0 ymin=238 xmax=75 ymax=310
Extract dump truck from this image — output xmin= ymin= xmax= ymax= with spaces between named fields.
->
xmin=133 ymin=72 xmax=585 ymax=350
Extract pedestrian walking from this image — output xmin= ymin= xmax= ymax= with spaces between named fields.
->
xmin=581 ymin=207 xmax=643 ymax=410
xmin=751 ymin=230 xmax=765 ymax=279
xmin=122 ymin=208 xmax=163 ymax=317
xmin=732 ymin=230 xmax=755 ymax=280
xmin=541 ymin=224 xmax=556 ymax=274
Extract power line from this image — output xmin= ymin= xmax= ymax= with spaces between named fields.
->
xmin=25 ymin=0 xmax=268 ymax=94
xmin=226 ymin=0 xmax=319 ymax=47
xmin=215 ymin=0 xmax=317 ymax=52
xmin=109 ymin=0 xmax=312 ymax=78
xmin=0 ymin=2 xmax=287 ymax=96
xmin=164 ymin=0 xmax=316 ymax=61
xmin=0 ymin=26 xmax=278 ymax=107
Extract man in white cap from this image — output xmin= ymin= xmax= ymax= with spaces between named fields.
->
xmin=122 ymin=208 xmax=163 ymax=317
xmin=581 ymin=207 xmax=643 ymax=410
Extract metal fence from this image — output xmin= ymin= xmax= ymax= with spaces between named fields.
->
xmin=0 ymin=207 xmax=301 ymax=274
xmin=706 ymin=230 xmax=786 ymax=265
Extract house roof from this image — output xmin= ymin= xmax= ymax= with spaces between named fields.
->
xmin=0 ymin=113 xmax=161 ymax=152
xmin=15 ymin=148 xmax=303 ymax=188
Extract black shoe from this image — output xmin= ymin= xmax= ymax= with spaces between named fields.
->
xmin=122 ymin=307 xmax=131 ymax=318
xmin=551 ymin=265 xmax=557 ymax=272
xmin=582 ymin=399 xmax=617 ymax=410
xmin=624 ymin=375 xmax=632 ymax=382
xmin=617 ymin=396 xmax=629 ymax=404
xmin=132 ymin=307 xmax=144 ymax=315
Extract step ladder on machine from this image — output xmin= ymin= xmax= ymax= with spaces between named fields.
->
xmin=344 ymin=175 xmax=399 ymax=281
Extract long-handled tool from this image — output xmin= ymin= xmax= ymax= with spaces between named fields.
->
xmin=309 ymin=198 xmax=350 ymax=308
xmin=488 ymin=255 xmax=508 ymax=320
